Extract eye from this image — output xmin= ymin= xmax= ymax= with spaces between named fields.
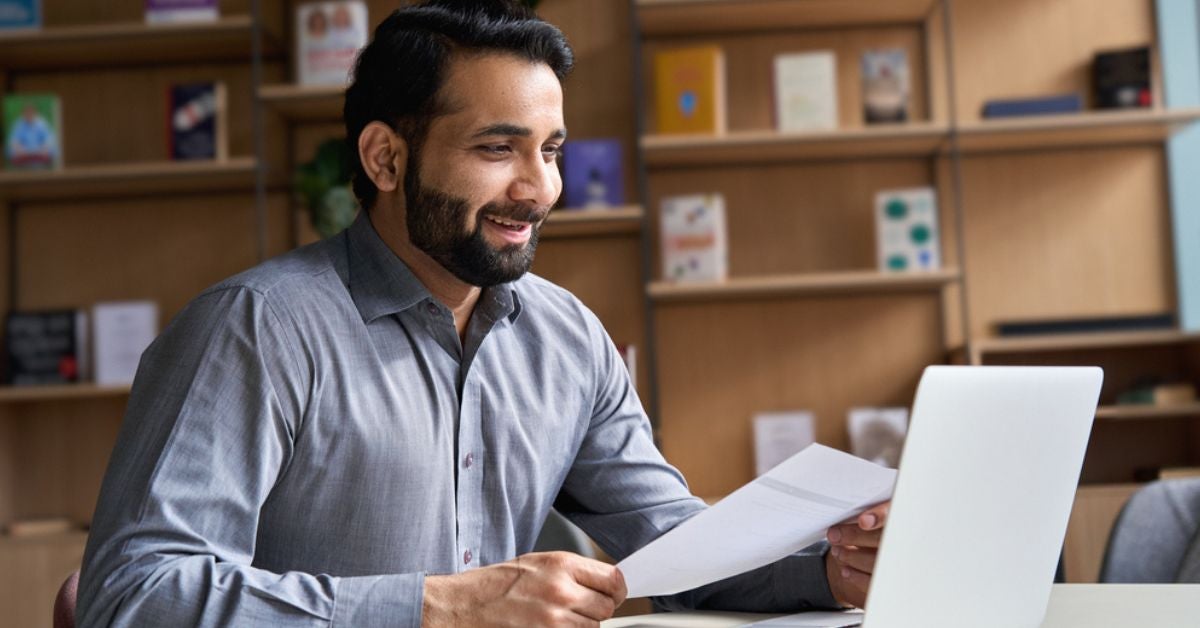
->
xmin=542 ymin=144 xmax=563 ymax=161
xmin=477 ymin=144 xmax=513 ymax=157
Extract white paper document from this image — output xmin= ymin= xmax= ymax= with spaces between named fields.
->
xmin=618 ymin=444 xmax=896 ymax=598
xmin=744 ymin=610 xmax=865 ymax=627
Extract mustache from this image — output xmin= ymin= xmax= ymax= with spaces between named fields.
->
xmin=479 ymin=202 xmax=549 ymax=225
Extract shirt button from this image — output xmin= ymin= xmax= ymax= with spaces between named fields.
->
xmin=426 ymin=302 xmax=439 ymax=316
xmin=464 ymin=452 xmax=474 ymax=469
xmin=463 ymin=549 xmax=473 ymax=564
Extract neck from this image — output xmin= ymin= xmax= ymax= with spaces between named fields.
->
xmin=368 ymin=203 xmax=481 ymax=341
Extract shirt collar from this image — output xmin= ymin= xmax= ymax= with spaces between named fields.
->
xmin=346 ymin=211 xmax=524 ymax=325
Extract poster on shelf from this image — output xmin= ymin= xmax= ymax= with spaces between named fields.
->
xmin=296 ymin=1 xmax=369 ymax=86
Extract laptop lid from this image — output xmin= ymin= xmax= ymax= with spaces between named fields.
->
xmin=863 ymin=366 xmax=1102 ymax=628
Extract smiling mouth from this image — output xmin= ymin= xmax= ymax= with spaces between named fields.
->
xmin=483 ymin=214 xmax=533 ymax=231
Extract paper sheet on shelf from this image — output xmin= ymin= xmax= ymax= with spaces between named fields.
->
xmin=618 ymin=444 xmax=896 ymax=598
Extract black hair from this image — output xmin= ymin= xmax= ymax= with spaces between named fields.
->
xmin=343 ymin=0 xmax=574 ymax=211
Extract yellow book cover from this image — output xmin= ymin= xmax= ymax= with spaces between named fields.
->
xmin=654 ymin=46 xmax=726 ymax=135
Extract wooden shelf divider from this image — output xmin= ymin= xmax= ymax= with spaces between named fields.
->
xmin=258 ymin=84 xmax=345 ymax=122
xmin=0 ymin=16 xmax=280 ymax=70
xmin=635 ymin=0 xmax=939 ymax=35
xmin=541 ymin=205 xmax=643 ymax=239
xmin=1095 ymin=403 xmax=1200 ymax=421
xmin=0 ymin=157 xmax=259 ymax=201
xmin=648 ymin=268 xmax=960 ymax=303
xmin=0 ymin=384 xmax=132 ymax=404
xmin=955 ymin=108 xmax=1200 ymax=154
xmin=972 ymin=329 xmax=1200 ymax=363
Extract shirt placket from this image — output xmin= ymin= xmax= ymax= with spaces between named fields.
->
xmin=455 ymin=375 xmax=485 ymax=571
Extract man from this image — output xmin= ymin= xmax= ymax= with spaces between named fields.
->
xmin=78 ymin=2 xmax=888 ymax=626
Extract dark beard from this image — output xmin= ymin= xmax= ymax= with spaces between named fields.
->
xmin=404 ymin=164 xmax=545 ymax=288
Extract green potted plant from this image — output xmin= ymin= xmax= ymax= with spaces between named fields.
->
xmin=294 ymin=139 xmax=359 ymax=239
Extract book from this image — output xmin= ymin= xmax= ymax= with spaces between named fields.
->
xmin=296 ymin=1 xmax=369 ymax=87
xmin=659 ymin=193 xmax=728 ymax=283
xmin=774 ymin=50 xmax=838 ymax=131
xmin=847 ymin=407 xmax=908 ymax=468
xmin=168 ymin=82 xmax=227 ymax=161
xmin=562 ymin=139 xmax=624 ymax=208
xmin=862 ymin=48 xmax=910 ymax=123
xmin=0 ymin=0 xmax=40 ymax=30
xmin=654 ymin=46 xmax=726 ymax=135
xmin=4 ymin=309 xmax=88 ymax=386
xmin=1094 ymin=46 xmax=1152 ymax=109
xmin=995 ymin=313 xmax=1175 ymax=337
xmin=753 ymin=411 xmax=815 ymax=476
xmin=2 ymin=516 xmax=76 ymax=538
xmin=875 ymin=187 xmax=940 ymax=272
xmin=981 ymin=93 xmax=1083 ymax=118
xmin=3 ymin=93 xmax=62 ymax=170
xmin=93 ymin=301 xmax=159 ymax=386
xmin=144 ymin=0 xmax=218 ymax=24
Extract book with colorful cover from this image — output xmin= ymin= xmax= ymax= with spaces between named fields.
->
xmin=3 ymin=93 xmax=62 ymax=170
xmin=875 ymin=187 xmax=941 ymax=272
xmin=862 ymin=48 xmax=910 ymax=123
xmin=654 ymin=46 xmax=726 ymax=135
xmin=145 ymin=0 xmax=218 ymax=24
xmin=660 ymin=193 xmax=728 ymax=282
xmin=563 ymin=139 xmax=623 ymax=208
xmin=296 ymin=1 xmax=369 ymax=86
xmin=168 ymin=82 xmax=227 ymax=160
xmin=4 ymin=309 xmax=89 ymax=386
xmin=774 ymin=50 xmax=838 ymax=131
xmin=0 ymin=0 xmax=40 ymax=30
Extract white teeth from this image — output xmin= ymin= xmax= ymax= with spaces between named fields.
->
xmin=486 ymin=216 xmax=524 ymax=228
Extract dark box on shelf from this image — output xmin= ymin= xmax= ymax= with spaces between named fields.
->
xmin=981 ymin=93 xmax=1083 ymax=118
xmin=1094 ymin=46 xmax=1152 ymax=109
xmin=3 ymin=309 xmax=88 ymax=386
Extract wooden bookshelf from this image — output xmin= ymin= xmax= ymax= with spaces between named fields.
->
xmin=955 ymin=108 xmax=1200 ymax=154
xmin=0 ymin=384 xmax=132 ymax=404
xmin=0 ymin=530 xmax=89 ymax=547
xmin=0 ymin=16 xmax=280 ymax=70
xmin=1095 ymin=403 xmax=1200 ymax=421
xmin=258 ymin=84 xmax=344 ymax=122
xmin=648 ymin=269 xmax=960 ymax=303
xmin=641 ymin=123 xmax=949 ymax=167
xmin=635 ymin=0 xmax=939 ymax=35
xmin=541 ymin=206 xmax=643 ymax=239
xmin=0 ymin=157 xmax=258 ymax=201
xmin=970 ymin=330 xmax=1200 ymax=364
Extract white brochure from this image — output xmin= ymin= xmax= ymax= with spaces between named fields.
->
xmin=618 ymin=444 xmax=896 ymax=598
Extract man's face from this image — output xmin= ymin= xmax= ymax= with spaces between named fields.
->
xmin=403 ymin=53 xmax=565 ymax=288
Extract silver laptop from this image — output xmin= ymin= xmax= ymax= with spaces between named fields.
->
xmin=860 ymin=366 xmax=1103 ymax=628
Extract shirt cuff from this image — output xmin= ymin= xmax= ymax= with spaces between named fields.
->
xmin=775 ymin=541 xmax=841 ymax=610
xmin=332 ymin=572 xmax=425 ymax=628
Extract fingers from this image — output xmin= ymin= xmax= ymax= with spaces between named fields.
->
xmin=834 ymin=565 xmax=871 ymax=608
xmin=827 ymin=522 xmax=882 ymax=548
xmin=556 ymin=552 xmax=627 ymax=605
xmin=830 ymin=546 xmax=877 ymax=574
xmin=858 ymin=501 xmax=890 ymax=530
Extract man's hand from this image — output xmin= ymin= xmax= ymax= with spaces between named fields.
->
xmin=422 ymin=551 xmax=627 ymax=627
xmin=825 ymin=500 xmax=890 ymax=608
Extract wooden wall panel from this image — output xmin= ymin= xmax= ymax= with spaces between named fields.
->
xmin=1063 ymin=483 xmax=1139 ymax=583
xmin=16 ymin=195 xmax=290 ymax=321
xmin=532 ymin=233 xmax=647 ymax=393
xmin=959 ymin=147 xmax=1174 ymax=338
xmin=0 ymin=532 xmax=87 ymax=628
xmin=647 ymin=158 xmax=939 ymax=279
xmin=655 ymin=294 xmax=944 ymax=497
xmin=641 ymin=25 xmax=930 ymax=133
xmin=950 ymin=0 xmax=1157 ymax=122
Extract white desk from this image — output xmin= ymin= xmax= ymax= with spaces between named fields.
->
xmin=602 ymin=584 xmax=1200 ymax=627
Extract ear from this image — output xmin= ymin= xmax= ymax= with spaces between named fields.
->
xmin=358 ymin=121 xmax=408 ymax=194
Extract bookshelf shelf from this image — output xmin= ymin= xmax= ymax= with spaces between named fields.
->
xmin=541 ymin=206 xmax=643 ymax=239
xmin=0 ymin=384 xmax=132 ymax=404
xmin=0 ymin=157 xmax=258 ymax=201
xmin=955 ymin=108 xmax=1200 ymax=154
xmin=635 ymin=0 xmax=939 ymax=35
xmin=647 ymin=268 xmax=960 ymax=303
xmin=641 ymin=123 xmax=949 ymax=168
xmin=0 ymin=16 xmax=280 ymax=71
xmin=1095 ymin=403 xmax=1200 ymax=421
xmin=258 ymin=84 xmax=344 ymax=122
xmin=971 ymin=329 xmax=1200 ymax=363
xmin=0 ymin=530 xmax=89 ymax=548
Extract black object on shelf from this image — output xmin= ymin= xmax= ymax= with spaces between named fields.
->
xmin=994 ymin=312 xmax=1176 ymax=337
xmin=1094 ymin=46 xmax=1152 ymax=109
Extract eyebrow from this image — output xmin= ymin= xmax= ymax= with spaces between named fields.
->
xmin=471 ymin=123 xmax=567 ymax=141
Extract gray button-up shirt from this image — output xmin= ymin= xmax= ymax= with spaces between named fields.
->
xmin=78 ymin=213 xmax=835 ymax=627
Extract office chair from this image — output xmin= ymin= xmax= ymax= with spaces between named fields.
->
xmin=53 ymin=569 xmax=79 ymax=628
xmin=533 ymin=509 xmax=596 ymax=558
xmin=1099 ymin=478 xmax=1200 ymax=583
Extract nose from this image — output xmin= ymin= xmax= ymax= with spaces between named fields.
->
xmin=508 ymin=152 xmax=560 ymax=210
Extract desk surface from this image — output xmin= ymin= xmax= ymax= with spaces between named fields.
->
xmin=602 ymin=584 xmax=1200 ymax=627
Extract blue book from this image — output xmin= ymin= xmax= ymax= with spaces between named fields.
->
xmin=562 ymin=139 xmax=624 ymax=209
xmin=981 ymin=93 xmax=1083 ymax=118
xmin=0 ymin=0 xmax=40 ymax=30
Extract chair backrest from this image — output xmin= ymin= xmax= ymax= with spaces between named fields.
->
xmin=1100 ymin=478 xmax=1200 ymax=583
xmin=53 ymin=569 xmax=79 ymax=628
xmin=533 ymin=509 xmax=596 ymax=558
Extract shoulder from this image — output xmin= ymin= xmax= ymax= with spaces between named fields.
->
xmin=205 ymin=237 xmax=345 ymax=302
xmin=512 ymin=272 xmax=603 ymax=333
